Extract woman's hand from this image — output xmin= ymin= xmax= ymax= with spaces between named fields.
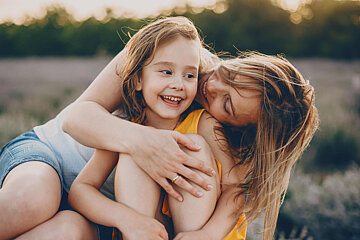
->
xmin=174 ymin=230 xmax=213 ymax=240
xmin=120 ymin=212 xmax=168 ymax=240
xmin=128 ymin=126 xmax=215 ymax=202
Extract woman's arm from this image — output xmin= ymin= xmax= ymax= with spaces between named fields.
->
xmin=68 ymin=149 xmax=168 ymax=240
xmin=62 ymin=48 xmax=215 ymax=201
xmin=175 ymin=112 xmax=250 ymax=240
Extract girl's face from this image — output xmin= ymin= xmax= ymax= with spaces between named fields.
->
xmin=136 ymin=36 xmax=200 ymax=129
xmin=196 ymin=69 xmax=261 ymax=127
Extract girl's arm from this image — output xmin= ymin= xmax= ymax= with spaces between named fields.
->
xmin=175 ymin=112 xmax=250 ymax=240
xmin=62 ymin=49 xmax=215 ymax=201
xmin=68 ymin=149 xmax=168 ymax=240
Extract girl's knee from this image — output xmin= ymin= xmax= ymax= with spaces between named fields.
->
xmin=182 ymin=134 xmax=220 ymax=194
xmin=183 ymin=134 xmax=215 ymax=164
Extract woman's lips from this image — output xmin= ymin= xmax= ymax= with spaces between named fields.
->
xmin=202 ymin=80 xmax=208 ymax=100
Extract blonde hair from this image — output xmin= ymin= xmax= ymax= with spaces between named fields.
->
xmin=117 ymin=16 xmax=202 ymax=124
xmin=217 ymin=52 xmax=319 ymax=240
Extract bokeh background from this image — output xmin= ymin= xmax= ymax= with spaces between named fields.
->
xmin=0 ymin=0 xmax=359 ymax=239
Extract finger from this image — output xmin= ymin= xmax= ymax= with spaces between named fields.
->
xmin=159 ymin=227 xmax=169 ymax=240
xmin=158 ymin=178 xmax=183 ymax=202
xmin=173 ymin=175 xmax=204 ymax=198
xmin=171 ymin=131 xmax=201 ymax=151
xmin=174 ymin=233 xmax=184 ymax=240
xmin=182 ymin=155 xmax=215 ymax=177
xmin=177 ymin=165 xmax=213 ymax=191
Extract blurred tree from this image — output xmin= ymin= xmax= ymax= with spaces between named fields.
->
xmin=0 ymin=0 xmax=359 ymax=58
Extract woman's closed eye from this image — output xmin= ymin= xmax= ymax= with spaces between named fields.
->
xmin=224 ymin=96 xmax=230 ymax=114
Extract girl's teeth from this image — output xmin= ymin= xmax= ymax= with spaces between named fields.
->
xmin=163 ymin=96 xmax=181 ymax=101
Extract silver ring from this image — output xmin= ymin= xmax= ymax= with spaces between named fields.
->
xmin=171 ymin=175 xmax=180 ymax=183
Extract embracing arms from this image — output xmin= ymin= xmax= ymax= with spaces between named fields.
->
xmin=62 ymin=48 xmax=216 ymax=201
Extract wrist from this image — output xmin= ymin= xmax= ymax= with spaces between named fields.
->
xmin=122 ymin=123 xmax=148 ymax=155
xmin=112 ymin=205 xmax=134 ymax=231
xmin=111 ymin=119 xmax=147 ymax=154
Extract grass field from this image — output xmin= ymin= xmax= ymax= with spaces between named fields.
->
xmin=1 ymin=57 xmax=359 ymax=239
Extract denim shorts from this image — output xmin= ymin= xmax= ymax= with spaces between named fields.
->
xmin=0 ymin=130 xmax=112 ymax=239
xmin=0 ymin=130 xmax=64 ymax=191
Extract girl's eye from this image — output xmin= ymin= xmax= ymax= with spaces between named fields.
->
xmin=185 ymin=73 xmax=195 ymax=79
xmin=161 ymin=70 xmax=172 ymax=75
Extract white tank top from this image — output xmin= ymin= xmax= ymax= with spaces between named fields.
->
xmin=33 ymin=104 xmax=115 ymax=200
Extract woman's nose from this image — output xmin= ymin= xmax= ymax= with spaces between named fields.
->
xmin=207 ymin=71 xmax=225 ymax=96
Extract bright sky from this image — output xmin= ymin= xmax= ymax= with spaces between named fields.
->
xmin=0 ymin=0 xmax=305 ymax=24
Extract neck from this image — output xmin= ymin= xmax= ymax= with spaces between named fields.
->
xmin=144 ymin=111 xmax=180 ymax=130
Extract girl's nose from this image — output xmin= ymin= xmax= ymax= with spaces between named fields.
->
xmin=169 ymin=75 xmax=184 ymax=90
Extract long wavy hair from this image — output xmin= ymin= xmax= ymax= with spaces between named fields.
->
xmin=116 ymin=16 xmax=202 ymax=124
xmin=216 ymin=52 xmax=319 ymax=240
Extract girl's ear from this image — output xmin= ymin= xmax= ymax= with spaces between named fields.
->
xmin=135 ymin=76 xmax=142 ymax=91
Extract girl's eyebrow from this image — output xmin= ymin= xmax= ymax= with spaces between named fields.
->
xmin=153 ymin=61 xmax=198 ymax=71
xmin=153 ymin=61 xmax=174 ymax=66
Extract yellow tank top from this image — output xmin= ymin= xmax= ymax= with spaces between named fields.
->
xmin=164 ymin=109 xmax=247 ymax=240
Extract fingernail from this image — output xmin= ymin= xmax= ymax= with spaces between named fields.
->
xmin=177 ymin=196 xmax=183 ymax=202
xmin=194 ymin=144 xmax=201 ymax=149
xmin=197 ymin=191 xmax=204 ymax=197
xmin=211 ymin=170 xmax=216 ymax=176
xmin=207 ymin=184 xmax=213 ymax=190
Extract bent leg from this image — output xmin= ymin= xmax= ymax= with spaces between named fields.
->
xmin=169 ymin=134 xmax=220 ymax=233
xmin=114 ymin=153 xmax=161 ymax=217
xmin=0 ymin=161 xmax=62 ymax=239
xmin=15 ymin=210 xmax=98 ymax=240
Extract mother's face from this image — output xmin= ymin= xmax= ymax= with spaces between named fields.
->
xmin=196 ymin=69 xmax=261 ymax=127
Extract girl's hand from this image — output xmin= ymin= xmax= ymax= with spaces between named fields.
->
xmin=174 ymin=230 xmax=213 ymax=240
xmin=128 ymin=126 xmax=215 ymax=201
xmin=120 ymin=213 xmax=168 ymax=240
